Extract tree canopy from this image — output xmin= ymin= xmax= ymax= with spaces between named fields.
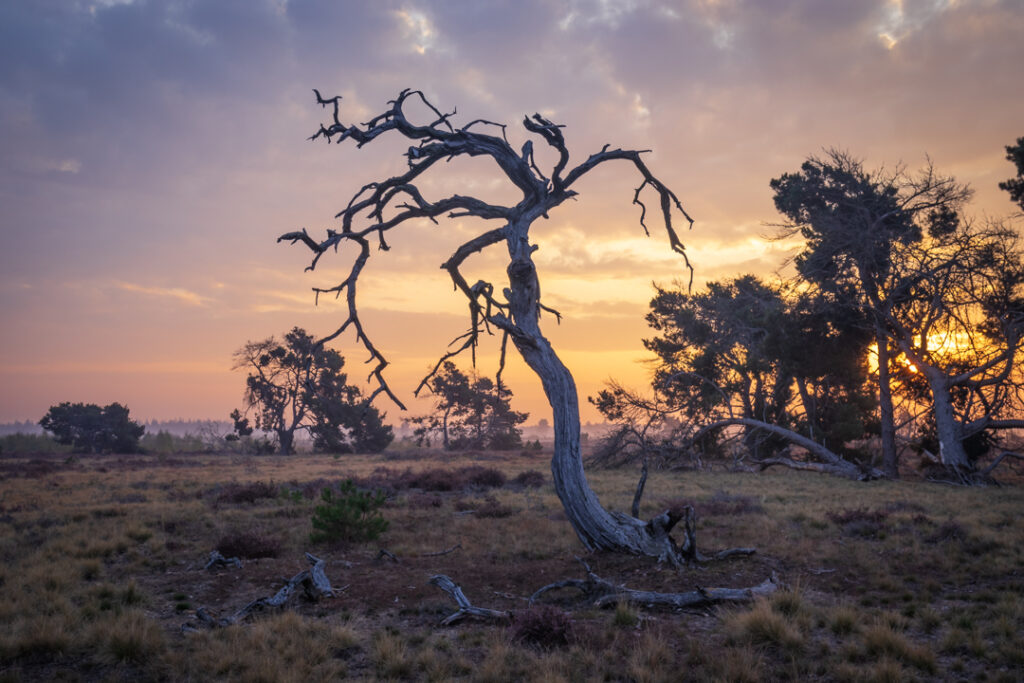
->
xmin=412 ymin=361 xmax=528 ymax=451
xmin=232 ymin=327 xmax=392 ymax=455
xmin=39 ymin=402 xmax=145 ymax=454
xmin=999 ymin=136 xmax=1024 ymax=212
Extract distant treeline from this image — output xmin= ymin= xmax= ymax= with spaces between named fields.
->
xmin=0 ymin=419 xmax=233 ymax=438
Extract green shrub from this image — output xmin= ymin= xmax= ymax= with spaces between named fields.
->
xmin=310 ymin=480 xmax=388 ymax=544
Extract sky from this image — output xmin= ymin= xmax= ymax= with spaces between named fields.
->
xmin=1 ymin=0 xmax=1022 ymax=427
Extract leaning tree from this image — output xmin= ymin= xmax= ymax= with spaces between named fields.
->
xmin=281 ymin=89 xmax=740 ymax=566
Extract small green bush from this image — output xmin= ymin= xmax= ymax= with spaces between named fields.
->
xmin=310 ymin=480 xmax=388 ymax=544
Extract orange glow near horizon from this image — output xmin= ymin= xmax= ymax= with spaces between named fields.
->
xmin=2 ymin=1 xmax=1022 ymax=426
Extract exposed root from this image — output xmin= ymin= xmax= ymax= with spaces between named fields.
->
xmin=628 ymin=504 xmax=756 ymax=567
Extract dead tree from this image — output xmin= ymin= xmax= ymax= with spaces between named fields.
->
xmin=282 ymin=89 xmax=722 ymax=566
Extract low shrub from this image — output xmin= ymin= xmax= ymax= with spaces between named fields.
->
xmin=696 ymin=490 xmax=764 ymax=516
xmin=310 ymin=480 xmax=389 ymax=545
xmin=212 ymin=480 xmax=280 ymax=505
xmin=461 ymin=466 xmax=506 ymax=489
xmin=475 ymin=496 xmax=519 ymax=518
xmin=826 ymin=507 xmax=890 ymax=538
xmin=510 ymin=606 xmax=574 ymax=648
xmin=511 ymin=470 xmax=545 ymax=488
xmin=216 ymin=528 xmax=282 ymax=559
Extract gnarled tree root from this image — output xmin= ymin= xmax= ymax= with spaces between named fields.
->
xmin=183 ymin=553 xmax=336 ymax=631
xmin=530 ymin=558 xmax=779 ymax=610
xmin=617 ymin=504 xmax=756 ymax=568
xmin=429 ymin=574 xmax=512 ymax=626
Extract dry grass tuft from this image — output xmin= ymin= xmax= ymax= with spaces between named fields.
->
xmin=724 ymin=600 xmax=804 ymax=652
xmin=862 ymin=622 xmax=936 ymax=673
xmin=94 ymin=608 xmax=166 ymax=664
xmin=0 ymin=450 xmax=1021 ymax=681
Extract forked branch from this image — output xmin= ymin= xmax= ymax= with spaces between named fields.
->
xmin=281 ymin=90 xmax=694 ymax=407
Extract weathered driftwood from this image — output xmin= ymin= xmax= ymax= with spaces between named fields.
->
xmin=184 ymin=553 xmax=335 ymax=631
xmin=429 ymin=574 xmax=511 ymax=626
xmin=530 ymin=558 xmax=779 ymax=610
xmin=204 ymin=550 xmax=242 ymax=571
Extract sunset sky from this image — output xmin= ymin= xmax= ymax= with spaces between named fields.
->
xmin=2 ymin=0 xmax=1022 ymax=427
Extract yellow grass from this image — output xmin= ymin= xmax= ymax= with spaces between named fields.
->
xmin=0 ymin=449 xmax=1021 ymax=680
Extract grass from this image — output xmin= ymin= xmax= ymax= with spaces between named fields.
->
xmin=0 ymin=448 xmax=1021 ymax=680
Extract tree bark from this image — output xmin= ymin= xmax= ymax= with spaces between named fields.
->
xmin=530 ymin=559 xmax=778 ymax=609
xmin=502 ymin=248 xmax=695 ymax=564
xmin=277 ymin=428 xmax=295 ymax=456
xmin=876 ymin=327 xmax=899 ymax=478
xmin=926 ymin=371 xmax=971 ymax=470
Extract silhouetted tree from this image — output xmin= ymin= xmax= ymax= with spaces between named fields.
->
xmin=40 ymin=402 xmax=145 ymax=454
xmin=999 ymin=136 xmax=1024 ymax=211
xmin=232 ymin=327 xmax=392 ymax=455
xmin=412 ymin=361 xmax=527 ymax=450
xmin=774 ymin=149 xmax=1024 ymax=479
xmin=883 ymin=221 xmax=1024 ymax=476
xmin=645 ymin=275 xmax=795 ymax=458
xmin=771 ymin=149 xmax=972 ymax=477
xmin=599 ymin=276 xmax=880 ymax=479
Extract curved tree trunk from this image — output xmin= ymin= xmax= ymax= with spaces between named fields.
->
xmin=876 ymin=328 xmax=900 ymax=478
xmin=691 ymin=417 xmax=886 ymax=480
xmin=503 ymin=248 xmax=688 ymax=564
xmin=926 ymin=373 xmax=971 ymax=470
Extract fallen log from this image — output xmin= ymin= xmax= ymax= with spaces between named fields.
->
xmin=428 ymin=574 xmax=511 ymax=626
xmin=184 ymin=553 xmax=335 ymax=631
xmin=530 ymin=558 xmax=779 ymax=610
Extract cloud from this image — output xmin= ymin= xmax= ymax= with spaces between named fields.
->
xmin=116 ymin=282 xmax=212 ymax=307
xmin=1 ymin=0 xmax=1022 ymax=421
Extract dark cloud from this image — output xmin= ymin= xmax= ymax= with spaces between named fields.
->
xmin=1 ymin=0 xmax=1022 ymax=420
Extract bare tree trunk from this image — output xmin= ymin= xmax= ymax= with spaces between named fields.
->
xmin=926 ymin=372 xmax=971 ymax=470
xmin=795 ymin=377 xmax=818 ymax=442
xmin=876 ymin=327 xmax=899 ymax=478
xmin=277 ymin=428 xmax=294 ymax=456
xmin=504 ymin=252 xmax=690 ymax=563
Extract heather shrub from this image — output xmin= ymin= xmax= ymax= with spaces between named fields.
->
xmin=216 ymin=528 xmax=282 ymax=559
xmin=511 ymin=470 xmax=545 ymax=488
xmin=826 ymin=507 xmax=891 ymax=539
xmin=462 ymin=465 xmax=506 ymax=488
xmin=510 ymin=606 xmax=574 ymax=648
xmin=213 ymin=480 xmax=280 ymax=505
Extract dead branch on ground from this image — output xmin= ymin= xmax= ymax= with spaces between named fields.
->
xmin=529 ymin=558 xmax=779 ymax=610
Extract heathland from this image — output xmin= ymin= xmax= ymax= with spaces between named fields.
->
xmin=1 ymin=448 xmax=1022 ymax=681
